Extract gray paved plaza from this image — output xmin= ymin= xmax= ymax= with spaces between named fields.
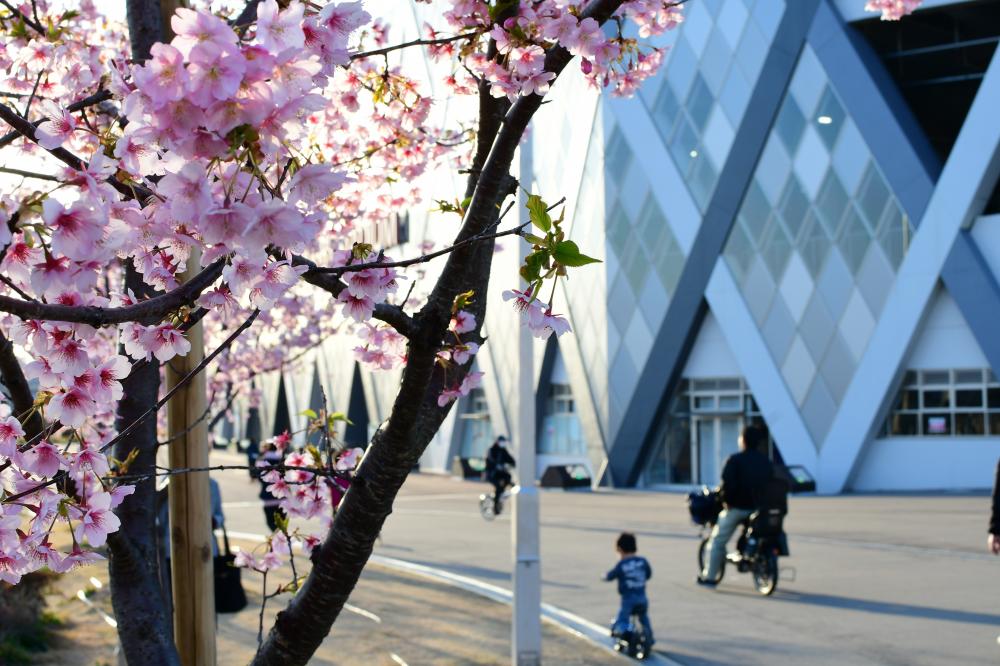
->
xmin=215 ymin=453 xmax=999 ymax=665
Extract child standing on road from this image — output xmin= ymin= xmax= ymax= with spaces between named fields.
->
xmin=604 ymin=532 xmax=654 ymax=647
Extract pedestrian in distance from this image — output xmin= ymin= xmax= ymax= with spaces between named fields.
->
xmin=483 ymin=435 xmax=515 ymax=515
xmin=697 ymin=423 xmax=773 ymax=587
xmin=604 ymin=532 xmax=654 ymax=649
xmin=990 ymin=457 xmax=999 ymax=555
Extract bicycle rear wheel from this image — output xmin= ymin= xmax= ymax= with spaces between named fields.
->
xmin=479 ymin=494 xmax=496 ymax=521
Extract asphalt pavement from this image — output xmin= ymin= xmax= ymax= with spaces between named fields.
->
xmin=213 ymin=450 xmax=1000 ymax=665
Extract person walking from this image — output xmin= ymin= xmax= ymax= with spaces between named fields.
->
xmin=697 ymin=424 xmax=773 ymax=587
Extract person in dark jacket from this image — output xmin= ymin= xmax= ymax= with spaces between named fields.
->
xmin=990 ymin=458 xmax=999 ymax=555
xmin=484 ymin=436 xmax=515 ymax=515
xmin=697 ymin=424 xmax=773 ymax=587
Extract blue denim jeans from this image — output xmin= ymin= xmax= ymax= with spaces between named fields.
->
xmin=612 ymin=594 xmax=653 ymax=644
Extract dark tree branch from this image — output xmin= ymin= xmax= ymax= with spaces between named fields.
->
xmin=0 ymin=0 xmax=45 ymax=34
xmin=0 ymin=89 xmax=112 ymax=150
xmin=0 ymin=259 xmax=224 ymax=325
xmin=0 ymin=331 xmax=43 ymax=441
xmin=251 ymin=2 xmax=629 ymax=663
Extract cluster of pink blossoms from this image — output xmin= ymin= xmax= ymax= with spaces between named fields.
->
xmin=235 ymin=438 xmax=363 ymax=572
xmin=502 ymin=288 xmax=573 ymax=339
xmin=865 ymin=0 xmax=923 ymax=20
xmin=428 ymin=0 xmax=682 ymax=99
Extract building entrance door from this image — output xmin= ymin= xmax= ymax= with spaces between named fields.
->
xmin=693 ymin=416 xmax=741 ymax=486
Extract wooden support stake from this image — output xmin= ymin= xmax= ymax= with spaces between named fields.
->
xmin=167 ymin=245 xmax=216 ymax=666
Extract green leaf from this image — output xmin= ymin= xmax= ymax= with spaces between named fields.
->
xmin=300 ymin=408 xmax=318 ymax=419
xmin=329 ymin=411 xmax=353 ymax=425
xmin=553 ymin=240 xmax=602 ymax=267
xmin=523 ymin=233 xmax=547 ymax=246
xmin=526 ymin=194 xmax=551 ymax=232
xmin=520 ymin=249 xmax=548 ymax=282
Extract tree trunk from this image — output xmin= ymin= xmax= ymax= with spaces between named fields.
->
xmin=108 ymin=263 xmax=181 ymax=666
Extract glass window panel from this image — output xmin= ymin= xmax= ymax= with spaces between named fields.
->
xmin=606 ymin=203 xmax=630 ymax=255
xmin=955 ymin=389 xmax=983 ymax=407
xmin=889 ymin=413 xmax=918 ymax=436
xmin=921 ymin=370 xmax=949 ymax=385
xmin=922 ymin=389 xmax=950 ymax=409
xmin=903 ymin=370 xmax=918 ymax=385
xmin=725 ymin=221 xmax=755 ymax=282
xmin=690 ymin=150 xmax=718 ymax=209
xmin=814 ymin=87 xmax=845 ymax=150
xmin=693 ymin=395 xmax=716 ymax=410
xmin=606 ymin=130 xmax=632 ymax=186
xmin=692 ymin=379 xmax=718 ymax=391
xmin=837 ymin=205 xmax=872 ymax=273
xmin=775 ymin=94 xmax=806 ymax=154
xmin=876 ymin=201 xmax=906 ymax=270
xmin=922 ymin=413 xmax=951 ymax=435
xmin=637 ymin=197 xmax=667 ymax=250
xmin=761 ymin=218 xmax=792 ymax=280
xmin=687 ymin=75 xmax=714 ymax=131
xmin=799 ymin=210 xmax=831 ymax=279
xmin=954 ymin=369 xmax=983 ymax=384
xmin=670 ymin=116 xmax=699 ymax=176
xmin=718 ymin=378 xmax=741 ymax=390
xmin=779 ymin=176 xmax=810 ymax=242
xmin=857 ymin=165 xmax=890 ymax=227
xmin=718 ymin=395 xmax=742 ymax=411
xmin=652 ymin=84 xmax=680 ymax=136
xmin=742 ymin=180 xmax=772 ymax=242
xmin=895 ymin=389 xmax=919 ymax=410
xmin=816 ymin=171 xmax=850 ymax=237
xmin=990 ymin=413 xmax=1000 ymax=435
xmin=989 ymin=387 xmax=1000 ymax=408
xmin=955 ymin=412 xmax=984 ymax=435
xmin=665 ymin=417 xmax=692 ymax=483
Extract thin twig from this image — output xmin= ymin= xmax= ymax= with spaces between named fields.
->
xmin=306 ymin=222 xmax=529 ymax=275
xmin=0 ymin=165 xmax=60 ymax=181
xmin=0 ymin=0 xmax=45 ymax=34
xmin=351 ymin=32 xmax=479 ymax=61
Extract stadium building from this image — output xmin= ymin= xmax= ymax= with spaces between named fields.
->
xmin=240 ymin=0 xmax=1000 ymax=494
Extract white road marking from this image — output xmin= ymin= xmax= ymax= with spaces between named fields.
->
xmin=344 ymin=603 xmax=381 ymax=624
xmin=389 ymin=653 xmax=408 ymax=666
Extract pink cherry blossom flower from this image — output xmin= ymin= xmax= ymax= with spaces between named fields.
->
xmin=335 ymin=447 xmax=364 ymax=471
xmin=158 ymin=161 xmax=213 ymax=224
xmin=288 ymin=164 xmax=349 ymax=205
xmin=170 ymin=8 xmax=237 ymax=59
xmin=256 ymin=0 xmax=305 ymax=53
xmin=34 ymin=101 xmax=78 ymax=150
xmin=72 ymin=492 xmax=121 ymax=547
xmin=339 ymin=291 xmax=374 ymax=322
xmin=93 ymin=355 xmax=131 ymax=403
xmin=450 ymin=341 xmax=479 ymax=365
xmin=132 ymin=43 xmax=189 ymax=108
xmin=109 ymin=484 xmax=136 ymax=508
xmin=70 ymin=439 xmax=110 ymax=477
xmin=146 ymin=324 xmax=192 ymax=362
xmin=41 ymin=199 xmax=104 ymax=261
xmin=187 ymin=42 xmax=247 ymax=107
xmin=48 ymin=387 xmax=95 ymax=428
xmin=318 ymin=1 xmax=371 ymax=38
xmin=114 ymin=125 xmax=162 ymax=177
xmin=449 ymin=310 xmax=476 ymax=334
xmin=0 ymin=416 xmax=25 ymax=459
xmin=18 ymin=440 xmax=68 ymax=478
xmin=52 ymin=545 xmax=104 ymax=572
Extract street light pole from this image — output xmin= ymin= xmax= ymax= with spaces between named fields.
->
xmin=511 ymin=138 xmax=542 ymax=666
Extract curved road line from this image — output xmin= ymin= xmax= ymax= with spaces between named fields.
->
xmin=225 ymin=530 xmax=682 ymax=665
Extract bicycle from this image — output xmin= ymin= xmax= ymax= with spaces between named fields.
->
xmin=478 ymin=486 xmax=511 ymax=520
xmin=611 ymin=604 xmax=651 ymax=660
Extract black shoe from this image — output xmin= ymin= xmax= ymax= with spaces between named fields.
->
xmin=695 ymin=576 xmax=718 ymax=588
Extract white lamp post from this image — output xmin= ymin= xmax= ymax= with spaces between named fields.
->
xmin=511 ymin=136 xmax=542 ymax=666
